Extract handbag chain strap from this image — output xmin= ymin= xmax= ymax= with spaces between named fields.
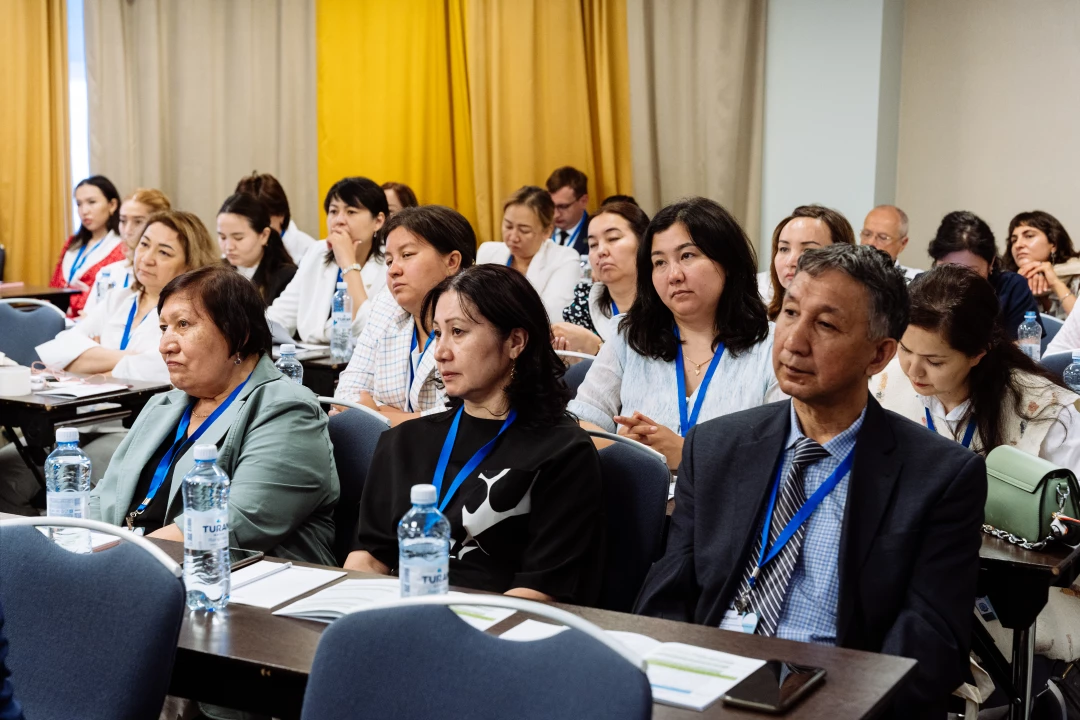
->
xmin=982 ymin=523 xmax=1050 ymax=551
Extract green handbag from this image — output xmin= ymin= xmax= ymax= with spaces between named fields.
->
xmin=984 ymin=445 xmax=1080 ymax=549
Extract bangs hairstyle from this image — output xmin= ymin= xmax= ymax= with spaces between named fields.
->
xmin=382 ymin=205 xmax=478 ymax=268
xmin=503 ymin=186 xmax=556 ymax=232
xmin=158 ymin=265 xmax=272 ymax=359
xmin=218 ymin=193 xmax=296 ymax=301
xmin=590 ymin=200 xmax=649 ymax=319
xmin=928 ymin=211 xmax=998 ymax=268
xmin=767 ymin=204 xmax=856 ymax=320
xmin=381 ymin=182 xmax=419 ymax=210
xmin=132 ymin=211 xmax=219 ymax=295
xmin=420 ymin=264 xmax=571 ymax=428
xmin=73 ymin=175 xmax=122 ymax=247
xmin=235 ymin=172 xmax=292 ymax=231
xmin=322 ymin=176 xmax=390 ymax=266
xmin=1003 ymin=210 xmax=1078 ymax=271
xmin=907 ymin=264 xmax=1065 ymax=454
xmin=124 ymin=188 xmax=171 ymax=214
xmin=623 ymin=197 xmax=768 ymax=361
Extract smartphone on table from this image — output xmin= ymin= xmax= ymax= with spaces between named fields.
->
xmin=228 ymin=548 xmax=264 ymax=571
xmin=722 ymin=660 xmax=826 ymax=713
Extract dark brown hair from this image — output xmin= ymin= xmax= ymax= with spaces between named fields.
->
xmin=235 ymin=172 xmax=292 ymax=232
xmin=503 ymin=186 xmax=555 ymax=232
xmin=545 ymin=166 xmax=588 ymax=198
xmin=217 ymin=193 xmax=296 ymax=301
xmin=589 ymin=200 xmax=650 ymax=319
xmin=322 ymin=176 xmax=390 ymax=266
xmin=767 ymin=205 xmax=856 ymax=320
xmin=1002 ymin=210 xmax=1077 ymax=271
xmin=382 ymin=205 xmax=477 ymax=268
xmin=381 ymin=182 xmax=419 ymax=211
xmin=73 ymin=176 xmax=121 ymax=247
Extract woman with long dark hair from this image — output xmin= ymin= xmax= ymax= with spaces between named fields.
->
xmin=569 ymin=196 xmax=782 ymax=469
xmin=217 ymin=193 xmax=297 ymax=303
xmin=1002 ymin=210 xmax=1080 ymax=318
xmin=49 ymin=175 xmax=124 ymax=317
xmin=345 ymin=264 xmax=604 ymax=604
xmin=873 ymin=264 xmax=1079 ymax=464
xmin=760 ymin=204 xmax=855 ymax=317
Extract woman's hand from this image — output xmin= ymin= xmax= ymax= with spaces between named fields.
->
xmin=147 ymin=523 xmax=183 ymax=542
xmin=344 ymin=550 xmax=391 ymax=574
xmin=69 ymin=279 xmax=91 ymax=293
xmin=1019 ymin=260 xmax=1057 ymax=296
xmin=614 ymin=411 xmax=683 ymax=470
xmin=551 ymin=322 xmax=602 ymax=356
xmin=328 ymin=227 xmax=359 ymax=270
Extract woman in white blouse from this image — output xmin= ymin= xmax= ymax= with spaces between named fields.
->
xmin=267 ymin=177 xmax=388 ymax=344
xmin=569 ymin=197 xmax=783 ymax=469
xmin=477 ymin=185 xmax=580 ymax=321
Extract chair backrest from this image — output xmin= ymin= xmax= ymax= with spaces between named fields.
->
xmin=1041 ymin=313 xmax=1064 ymax=355
xmin=326 ymin=406 xmax=390 ymax=564
xmin=596 ymin=440 xmax=671 ymax=612
xmin=563 ymin=357 xmax=593 ymax=395
xmin=0 ymin=302 xmax=66 ymax=366
xmin=1042 ymin=350 xmax=1074 ymax=377
xmin=300 ymin=603 xmax=651 ymax=720
xmin=0 ymin=519 xmax=185 ymax=720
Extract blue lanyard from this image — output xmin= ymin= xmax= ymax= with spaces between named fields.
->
xmin=750 ymin=447 xmax=856 ymax=587
xmin=119 ymin=296 xmax=150 ymax=351
xmin=925 ymin=408 xmax=976 ymax=449
xmin=611 ymin=300 xmax=619 ymax=315
xmin=673 ymin=326 xmax=724 ymax=436
xmin=405 ymin=328 xmax=435 ymax=413
xmin=504 ymin=255 xmax=513 ymax=267
xmin=122 ymin=273 xmax=130 ymax=289
xmin=134 ymin=374 xmax=251 ymax=514
xmin=66 ymin=236 xmax=106 ymax=285
xmin=432 ymin=406 xmax=517 ymax=513
xmin=335 ymin=268 xmax=343 ymax=286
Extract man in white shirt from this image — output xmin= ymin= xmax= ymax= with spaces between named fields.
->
xmin=546 ymin=166 xmax=590 ymax=256
xmin=860 ymin=205 xmax=920 ymax=282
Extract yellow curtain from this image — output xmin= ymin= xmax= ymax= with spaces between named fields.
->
xmin=0 ymin=0 xmax=71 ymax=284
xmin=315 ymin=0 xmax=476 ymax=238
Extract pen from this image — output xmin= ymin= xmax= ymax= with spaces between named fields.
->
xmin=232 ymin=561 xmax=293 ymax=591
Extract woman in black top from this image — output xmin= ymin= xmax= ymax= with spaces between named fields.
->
xmin=346 ymin=264 xmax=604 ymax=604
xmin=217 ymin=193 xmax=297 ymax=303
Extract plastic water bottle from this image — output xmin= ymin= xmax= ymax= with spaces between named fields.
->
xmin=331 ymin=281 xmax=353 ymax=361
xmin=398 ymin=484 xmax=450 ymax=597
xmin=45 ymin=427 xmax=92 ymax=554
xmin=580 ymin=255 xmax=592 ymax=282
xmin=275 ymin=343 xmax=304 ymax=384
xmin=1018 ymin=311 xmax=1042 ymax=362
xmin=182 ymin=444 xmax=231 ymax=612
xmin=1064 ymin=351 xmax=1080 ymax=392
xmin=96 ymin=270 xmax=111 ymax=302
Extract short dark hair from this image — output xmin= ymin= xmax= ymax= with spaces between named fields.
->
xmin=382 ymin=205 xmax=477 ymax=268
xmin=158 ymin=265 xmax=272 ymax=360
xmin=380 ymin=182 xmax=419 ymax=211
xmin=1003 ymin=210 xmax=1077 ymax=271
xmin=767 ymin=204 xmax=856 ymax=320
xmin=73 ymin=175 xmax=122 ymax=247
xmin=589 ymin=200 xmax=649 ymax=320
xmin=600 ymin=194 xmax=638 ymax=206
xmin=322 ymin=177 xmax=390 ymax=265
xmin=503 ymin=186 xmax=556 ymax=231
xmin=928 ymin=211 xmax=997 ymax=268
xmin=421 ymin=265 xmax=571 ymax=428
xmin=235 ymin=172 xmax=292 ymax=232
xmin=623 ymin=197 xmax=769 ymax=361
xmin=545 ymin=167 xmax=588 ymax=198
xmin=217 ymin=193 xmax=295 ymax=301
xmin=796 ymin=243 xmax=909 ymax=341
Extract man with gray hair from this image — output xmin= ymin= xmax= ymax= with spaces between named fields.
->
xmin=860 ymin=204 xmax=920 ymax=281
xmin=636 ymin=244 xmax=985 ymax=718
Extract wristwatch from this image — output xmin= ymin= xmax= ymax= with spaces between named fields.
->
xmin=341 ymin=263 xmax=363 ymax=277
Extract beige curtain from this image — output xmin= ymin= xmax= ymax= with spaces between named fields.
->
xmin=83 ymin=0 xmax=319 ymax=237
xmin=626 ymin=0 xmax=765 ymax=243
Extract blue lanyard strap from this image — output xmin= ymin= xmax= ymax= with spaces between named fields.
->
xmin=405 ymin=328 xmax=435 ymax=413
xmin=119 ymin=296 xmax=150 ymax=351
xmin=673 ymin=326 xmax=724 ymax=437
xmin=66 ymin=237 xmax=106 ymax=285
xmin=134 ymin=373 xmax=252 ymax=514
xmin=504 ymin=255 xmax=513 ymax=267
xmin=611 ymin=300 xmax=619 ymax=316
xmin=750 ymin=447 xmax=856 ymax=586
xmin=432 ymin=406 xmax=517 ymax=513
xmin=925 ymin=408 xmax=976 ymax=449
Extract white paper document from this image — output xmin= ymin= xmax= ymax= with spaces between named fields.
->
xmin=37 ymin=382 xmax=129 ymax=399
xmin=229 ymin=565 xmax=345 ymax=609
xmin=499 ymin=619 xmax=569 ymax=641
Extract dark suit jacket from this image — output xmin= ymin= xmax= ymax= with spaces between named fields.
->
xmin=557 ymin=212 xmax=590 ymax=256
xmin=635 ymin=396 xmax=986 ymax=718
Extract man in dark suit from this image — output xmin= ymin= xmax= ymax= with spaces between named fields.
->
xmin=636 ymin=244 xmax=986 ymax=717
xmin=546 ymin=166 xmax=590 ymax=256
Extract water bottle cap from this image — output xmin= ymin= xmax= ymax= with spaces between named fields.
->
xmin=55 ymin=427 xmax=79 ymax=443
xmin=280 ymin=343 xmax=296 ymax=354
xmin=193 ymin=444 xmax=218 ymax=461
xmin=1025 ymin=311 xmax=1037 ymax=320
xmin=1073 ymin=350 xmax=1080 ymax=362
xmin=336 ymin=282 xmax=347 ymax=290
xmin=410 ymin=484 xmax=437 ymax=505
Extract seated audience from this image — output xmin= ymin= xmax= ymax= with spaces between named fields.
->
xmin=346 ymin=265 xmax=604 ymax=604
xmin=553 ymin=200 xmax=647 ymax=355
xmin=91 ymin=266 xmax=339 ymax=565
xmin=873 ymin=264 xmax=1079 ymax=463
xmin=49 ymin=175 xmax=124 ymax=317
xmin=859 ymin=205 xmax=920 ymax=282
xmin=334 ymin=205 xmax=476 ymax=423
xmin=569 ymin=197 xmax=782 ymax=469
xmin=217 ymin=193 xmax=297 ymax=303
xmin=85 ymin=188 xmax=171 ymax=312
xmin=546 ymin=166 xmax=591 ymax=255
xmin=760 ymin=204 xmax=855 ymax=314
xmin=636 ymin=244 xmax=986 ymax=717
xmin=1002 ymin=210 xmax=1080 ymax=319
xmin=235 ymin=171 xmax=315 ymax=264
xmin=477 ymin=186 xmax=581 ymax=321
xmin=267 ymin=176 xmax=388 ymax=343
xmin=928 ymin=210 xmax=1039 ymax=340
xmin=381 ymin=181 xmax=418 ymax=215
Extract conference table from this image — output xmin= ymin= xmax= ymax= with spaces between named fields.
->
xmin=149 ymin=540 xmax=916 ymax=719
xmin=0 ymin=284 xmax=79 ymax=313
xmin=300 ymin=356 xmax=347 ymax=397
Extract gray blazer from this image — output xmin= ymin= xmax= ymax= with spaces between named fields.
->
xmin=91 ymin=354 xmax=339 ymax=566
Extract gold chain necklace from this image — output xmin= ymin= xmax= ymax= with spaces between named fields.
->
xmin=684 ymin=352 xmax=715 ymax=376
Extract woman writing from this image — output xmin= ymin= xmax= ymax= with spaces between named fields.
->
xmin=91 ymin=266 xmax=339 ymax=565
xmin=217 ymin=193 xmax=297 ymax=304
xmin=477 ymin=186 xmax=581 ymax=321
xmin=569 ymin=197 xmax=782 ymax=469
xmin=50 ymin=176 xmax=125 ymax=317
xmin=346 ymin=265 xmax=604 ymax=604
xmin=761 ymin=204 xmax=855 ymax=315
xmin=1002 ymin=210 xmax=1080 ymax=319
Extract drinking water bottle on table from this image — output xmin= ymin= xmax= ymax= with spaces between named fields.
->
xmin=1018 ymin=311 xmax=1042 ymax=362
xmin=398 ymin=484 xmax=450 ymax=597
xmin=331 ymin=282 xmax=353 ymax=361
xmin=96 ymin=270 xmax=112 ymax=303
xmin=45 ymin=427 xmax=92 ymax=554
xmin=182 ymin=444 xmax=231 ymax=611
xmin=1064 ymin=351 xmax=1080 ymax=393
xmin=275 ymin=343 xmax=304 ymax=384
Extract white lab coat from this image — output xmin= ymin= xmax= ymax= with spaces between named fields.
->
xmin=477 ymin=240 xmax=582 ymax=321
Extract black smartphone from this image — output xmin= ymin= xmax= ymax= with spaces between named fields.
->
xmin=722 ymin=660 xmax=826 ymax=713
xmin=229 ymin=548 xmax=265 ymax=570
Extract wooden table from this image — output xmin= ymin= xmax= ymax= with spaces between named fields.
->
xmin=300 ymin=356 xmax=347 ymax=397
xmin=0 ymin=284 xmax=79 ymax=312
xmin=147 ymin=540 xmax=915 ymax=719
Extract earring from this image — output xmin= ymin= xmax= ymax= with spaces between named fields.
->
xmin=234 ymin=354 xmax=242 ymax=366
xmin=510 ymin=360 xmax=517 ymax=383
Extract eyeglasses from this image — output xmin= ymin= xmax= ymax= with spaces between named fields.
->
xmin=860 ymin=229 xmax=895 ymax=244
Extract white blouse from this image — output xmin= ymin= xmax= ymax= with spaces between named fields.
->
xmin=83 ymin=259 xmax=135 ymax=314
xmin=477 ymin=240 xmax=582 ymax=321
xmin=60 ymin=230 xmax=122 ymax=285
xmin=281 ymin=219 xmax=317 ymax=265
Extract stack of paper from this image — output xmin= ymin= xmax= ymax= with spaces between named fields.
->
xmin=228 ymin=562 xmax=345 ymax=609
xmin=37 ymin=382 xmax=129 ymax=399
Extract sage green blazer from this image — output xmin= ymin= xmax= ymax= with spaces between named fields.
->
xmin=91 ymin=354 xmax=339 ymax=566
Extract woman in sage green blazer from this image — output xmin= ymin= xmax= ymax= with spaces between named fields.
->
xmin=90 ymin=265 xmax=339 ymax=566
